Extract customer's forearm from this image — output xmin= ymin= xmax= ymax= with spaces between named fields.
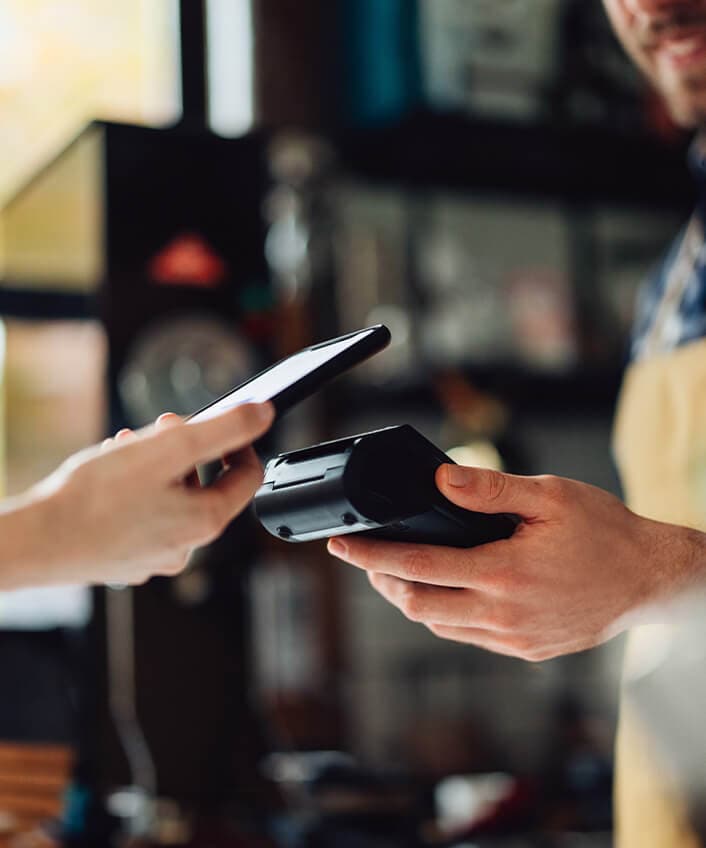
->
xmin=0 ymin=493 xmax=59 ymax=590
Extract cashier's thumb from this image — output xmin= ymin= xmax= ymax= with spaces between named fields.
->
xmin=436 ymin=464 xmax=539 ymax=519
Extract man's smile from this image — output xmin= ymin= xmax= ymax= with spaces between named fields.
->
xmin=655 ymin=30 xmax=706 ymax=72
xmin=637 ymin=6 xmax=706 ymax=70
xmin=602 ymin=0 xmax=706 ymax=124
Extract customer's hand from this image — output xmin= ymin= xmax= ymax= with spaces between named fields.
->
xmin=0 ymin=402 xmax=274 ymax=589
xmin=328 ymin=465 xmax=706 ymax=661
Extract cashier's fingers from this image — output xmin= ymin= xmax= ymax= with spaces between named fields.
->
xmin=367 ymin=573 xmax=556 ymax=661
xmin=435 ymin=464 xmax=549 ymax=522
xmin=424 ymin=624 xmax=551 ymax=662
xmin=367 ymin=572 xmax=516 ymax=631
xmin=327 ymin=535 xmax=515 ymax=591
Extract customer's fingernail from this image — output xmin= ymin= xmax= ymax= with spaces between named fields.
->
xmin=328 ymin=538 xmax=348 ymax=559
xmin=445 ymin=465 xmax=471 ymax=487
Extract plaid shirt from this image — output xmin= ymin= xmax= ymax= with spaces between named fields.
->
xmin=631 ymin=136 xmax=706 ymax=362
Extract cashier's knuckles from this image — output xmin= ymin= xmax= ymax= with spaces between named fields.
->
xmin=367 ymin=572 xmax=520 ymax=629
xmin=328 ymin=464 xmax=675 ymax=661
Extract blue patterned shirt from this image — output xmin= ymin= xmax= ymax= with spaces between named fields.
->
xmin=631 ymin=137 xmax=706 ymax=362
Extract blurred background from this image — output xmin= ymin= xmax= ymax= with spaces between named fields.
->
xmin=0 ymin=1 xmax=696 ymax=846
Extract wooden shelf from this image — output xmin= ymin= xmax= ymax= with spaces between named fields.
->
xmin=333 ymin=364 xmax=624 ymax=416
xmin=333 ymin=111 xmax=694 ymax=208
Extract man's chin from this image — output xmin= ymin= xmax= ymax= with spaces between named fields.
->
xmin=668 ymin=101 xmax=706 ymax=130
xmin=658 ymin=84 xmax=706 ymax=129
xmin=661 ymin=71 xmax=706 ymax=129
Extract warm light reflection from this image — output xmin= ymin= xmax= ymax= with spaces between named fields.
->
xmin=0 ymin=322 xmax=5 ymax=498
xmin=4 ymin=320 xmax=107 ymax=495
xmin=207 ymin=0 xmax=254 ymax=137
xmin=0 ymin=0 xmax=180 ymax=207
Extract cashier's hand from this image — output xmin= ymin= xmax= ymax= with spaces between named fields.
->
xmin=328 ymin=465 xmax=706 ymax=661
xmin=0 ymin=402 xmax=273 ymax=589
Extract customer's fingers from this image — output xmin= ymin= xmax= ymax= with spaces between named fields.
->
xmin=147 ymin=402 xmax=274 ymax=479
xmin=156 ymin=413 xmax=181 ymax=428
xmin=101 ymin=428 xmax=135 ymax=452
xmin=191 ymin=447 xmax=264 ymax=537
xmin=155 ymin=412 xmax=201 ymax=488
xmin=209 ymin=447 xmax=263 ymax=500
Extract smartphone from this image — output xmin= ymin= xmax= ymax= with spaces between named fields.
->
xmin=187 ymin=325 xmax=391 ymax=423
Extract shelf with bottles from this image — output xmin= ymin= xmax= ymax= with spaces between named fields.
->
xmin=329 ymin=362 xmax=624 ymax=420
xmin=332 ymin=0 xmax=692 ymax=204
xmin=322 ymin=1 xmax=695 ymax=392
xmin=321 ymin=171 xmax=682 ymax=412
xmin=331 ymin=112 xmax=694 ymax=208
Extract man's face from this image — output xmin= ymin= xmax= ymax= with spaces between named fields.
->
xmin=604 ymin=0 xmax=706 ymax=127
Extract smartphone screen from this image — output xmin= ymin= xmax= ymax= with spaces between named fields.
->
xmin=188 ymin=325 xmax=390 ymax=423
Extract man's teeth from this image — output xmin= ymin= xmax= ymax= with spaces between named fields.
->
xmin=665 ymin=38 xmax=703 ymax=55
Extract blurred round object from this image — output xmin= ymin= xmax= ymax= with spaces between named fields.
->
xmin=268 ymin=132 xmax=334 ymax=186
xmin=366 ymin=305 xmax=411 ymax=349
xmin=262 ymin=750 xmax=356 ymax=786
xmin=262 ymin=184 xmax=300 ymax=223
xmin=172 ymin=560 xmax=211 ymax=607
xmin=435 ymin=773 xmax=515 ymax=835
xmin=151 ymin=798 xmax=193 ymax=846
xmin=357 ymin=304 xmax=413 ymax=383
xmin=506 ymin=269 xmax=577 ymax=372
xmin=264 ymin=201 xmax=310 ymax=280
xmin=417 ymin=229 xmax=468 ymax=294
xmin=0 ymin=810 xmax=18 ymax=836
xmin=9 ymin=828 xmax=58 ymax=848
xmin=437 ymin=371 xmax=509 ymax=438
xmin=106 ymin=786 xmax=155 ymax=840
xmin=118 ymin=315 xmax=256 ymax=426
xmin=422 ymin=295 xmax=511 ymax=366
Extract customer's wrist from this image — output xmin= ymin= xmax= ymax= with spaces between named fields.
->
xmin=0 ymin=491 xmax=64 ymax=590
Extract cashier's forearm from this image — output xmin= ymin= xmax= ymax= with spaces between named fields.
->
xmin=329 ymin=465 xmax=706 ymax=661
xmin=642 ymin=518 xmax=706 ymax=612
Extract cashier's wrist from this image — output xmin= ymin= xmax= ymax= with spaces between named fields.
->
xmin=635 ymin=516 xmax=706 ymax=621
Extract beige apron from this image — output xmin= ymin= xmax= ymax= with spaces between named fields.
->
xmin=0 ymin=320 xmax=5 ymax=498
xmin=613 ymin=214 xmax=706 ymax=847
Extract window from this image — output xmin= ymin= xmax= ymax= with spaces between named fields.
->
xmin=0 ymin=0 xmax=180 ymax=207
